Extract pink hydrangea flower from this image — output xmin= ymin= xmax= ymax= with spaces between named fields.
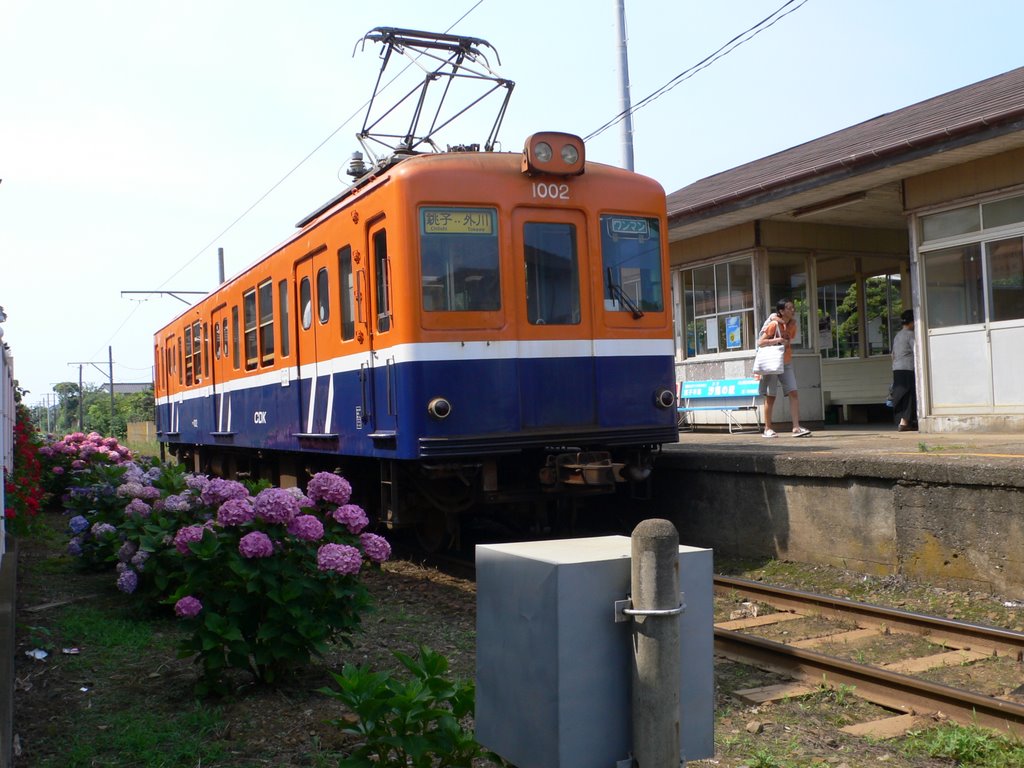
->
xmin=125 ymin=498 xmax=151 ymax=517
xmin=253 ymin=487 xmax=300 ymax=525
xmin=287 ymin=514 xmax=324 ymax=541
xmin=217 ymin=497 xmax=255 ymax=526
xmin=173 ymin=524 xmax=207 ymax=555
xmin=316 ymin=543 xmax=362 ymax=574
xmin=306 ymin=472 xmax=352 ymax=506
xmin=174 ymin=595 xmax=203 ymax=618
xmin=200 ymin=478 xmax=250 ymax=507
xmin=359 ymin=533 xmax=391 ymax=563
xmin=332 ymin=504 xmax=369 ymax=534
xmin=238 ymin=531 xmax=274 ymax=559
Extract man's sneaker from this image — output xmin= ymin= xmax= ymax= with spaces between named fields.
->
xmin=792 ymin=427 xmax=812 ymax=437
xmin=762 ymin=429 xmax=778 ymax=438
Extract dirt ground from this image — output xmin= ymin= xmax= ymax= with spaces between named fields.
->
xmin=12 ymin=513 xmax=1024 ymax=767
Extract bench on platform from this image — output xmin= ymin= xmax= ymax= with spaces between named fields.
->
xmin=677 ymin=378 xmax=762 ymax=434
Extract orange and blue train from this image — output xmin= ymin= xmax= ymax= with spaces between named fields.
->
xmin=154 ymin=132 xmax=678 ymax=544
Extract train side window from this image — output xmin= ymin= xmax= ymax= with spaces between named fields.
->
xmin=177 ymin=336 xmax=183 ymax=385
xmin=202 ymin=322 xmax=209 ymax=378
xmin=373 ymin=228 xmax=392 ymax=332
xmin=194 ymin=321 xmax=204 ymax=381
xmin=523 ymin=222 xmax=581 ymax=325
xmin=258 ymin=279 xmax=274 ymax=366
xmin=184 ymin=325 xmax=194 ymax=385
xmin=243 ymin=289 xmax=258 ymax=370
xmin=419 ymin=207 xmax=499 ymax=311
xmin=222 ymin=318 xmax=229 ymax=359
xmin=316 ymin=267 xmax=330 ymax=324
xmin=339 ymin=246 xmax=355 ymax=340
xmin=231 ymin=306 xmax=240 ymax=369
xmin=214 ymin=321 xmax=221 ymax=359
xmin=600 ymin=215 xmax=664 ymax=313
xmin=300 ymin=277 xmax=312 ymax=330
xmin=278 ymin=279 xmax=290 ymax=357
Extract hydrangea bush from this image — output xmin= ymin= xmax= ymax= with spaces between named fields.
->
xmin=172 ymin=473 xmax=391 ymax=695
xmin=47 ymin=440 xmax=390 ymax=696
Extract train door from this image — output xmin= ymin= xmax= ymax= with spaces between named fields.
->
xmin=512 ymin=208 xmax=597 ymax=428
xmin=357 ymin=220 xmax=398 ymax=440
xmin=294 ymin=247 xmax=335 ymax=436
xmin=210 ymin=305 xmax=232 ymax=434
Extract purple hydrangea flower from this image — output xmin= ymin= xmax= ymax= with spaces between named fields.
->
xmin=332 ymin=504 xmax=369 ymax=534
xmin=359 ymin=533 xmax=392 ymax=564
xmin=306 ymin=473 xmax=352 ymax=506
xmin=174 ymin=595 xmax=203 ymax=618
xmin=185 ymin=474 xmax=210 ymax=493
xmin=285 ymin=486 xmax=315 ymax=508
xmin=71 ymin=459 xmax=86 ymax=470
xmin=238 ymin=531 xmax=274 ymax=559
xmin=53 ymin=467 xmax=64 ymax=475
xmin=68 ymin=515 xmax=90 ymax=534
xmin=316 ymin=543 xmax=362 ymax=575
xmin=287 ymin=514 xmax=325 ymax=542
xmin=91 ymin=522 xmax=117 ymax=537
xmin=253 ymin=487 xmax=301 ymax=525
xmin=173 ymin=524 xmax=207 ymax=555
xmin=117 ymin=481 xmax=147 ymax=499
xmin=161 ymin=493 xmax=193 ymax=512
xmin=117 ymin=541 xmax=138 ymax=563
xmin=216 ymin=497 xmax=255 ymax=526
xmin=200 ymin=478 xmax=250 ymax=507
xmin=116 ymin=568 xmax=138 ymax=594
xmin=137 ymin=486 xmax=162 ymax=501
xmin=67 ymin=536 xmax=83 ymax=557
xmin=125 ymin=498 xmax=152 ymax=518
xmin=130 ymin=550 xmax=149 ymax=571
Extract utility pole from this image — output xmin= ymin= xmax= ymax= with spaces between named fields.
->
xmin=68 ymin=355 xmax=117 ymax=432
xmin=614 ymin=0 xmax=636 ymax=171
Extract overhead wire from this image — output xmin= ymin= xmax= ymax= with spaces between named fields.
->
xmin=585 ymin=0 xmax=810 ymax=142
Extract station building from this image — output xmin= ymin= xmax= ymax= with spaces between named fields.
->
xmin=667 ymin=66 xmax=1024 ymax=433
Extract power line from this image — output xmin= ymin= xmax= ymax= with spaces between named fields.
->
xmin=585 ymin=0 xmax=811 ymax=142
xmin=157 ymin=0 xmax=487 ymax=291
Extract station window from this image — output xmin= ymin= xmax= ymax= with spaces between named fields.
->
xmin=373 ymin=229 xmax=392 ymax=332
xmin=766 ymin=252 xmax=809 ymax=349
xmin=258 ymin=279 xmax=274 ymax=366
xmin=600 ymin=215 xmax=663 ymax=313
xmin=920 ymin=195 xmax=1024 ymax=328
xmin=679 ymin=257 xmax=754 ymax=357
xmin=339 ymin=246 xmax=355 ymax=340
xmin=278 ymin=279 xmax=290 ymax=358
xmin=419 ymin=207 xmax=499 ymax=312
xmin=243 ymin=289 xmax=257 ymax=369
xmin=524 ymin=222 xmax=580 ymax=325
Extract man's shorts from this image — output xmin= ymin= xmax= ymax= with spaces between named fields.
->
xmin=758 ymin=364 xmax=798 ymax=396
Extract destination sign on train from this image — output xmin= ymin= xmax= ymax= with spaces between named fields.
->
xmin=423 ymin=208 xmax=494 ymax=235
xmin=608 ymin=217 xmax=650 ymax=237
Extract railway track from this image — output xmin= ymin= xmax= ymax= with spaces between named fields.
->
xmin=714 ymin=575 xmax=1024 ymax=738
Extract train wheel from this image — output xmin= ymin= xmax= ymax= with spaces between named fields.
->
xmin=415 ymin=507 xmax=458 ymax=553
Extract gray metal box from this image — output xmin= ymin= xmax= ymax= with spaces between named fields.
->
xmin=476 ymin=535 xmax=713 ymax=768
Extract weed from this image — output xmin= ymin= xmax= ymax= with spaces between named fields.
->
xmin=903 ymin=722 xmax=1024 ymax=766
xmin=748 ymin=747 xmax=784 ymax=768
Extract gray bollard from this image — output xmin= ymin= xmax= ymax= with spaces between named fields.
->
xmin=630 ymin=519 xmax=682 ymax=768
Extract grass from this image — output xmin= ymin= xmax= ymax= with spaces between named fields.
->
xmin=903 ymin=723 xmax=1024 ymax=767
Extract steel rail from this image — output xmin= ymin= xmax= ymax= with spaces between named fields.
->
xmin=715 ymin=628 xmax=1024 ymax=738
xmin=715 ymin=574 xmax=1024 ymax=660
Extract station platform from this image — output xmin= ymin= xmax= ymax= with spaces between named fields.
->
xmin=660 ymin=424 xmax=1024 ymax=487
xmin=653 ymin=425 xmax=1024 ymax=597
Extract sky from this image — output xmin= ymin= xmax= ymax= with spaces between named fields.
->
xmin=3 ymin=0 xmax=1024 ymax=406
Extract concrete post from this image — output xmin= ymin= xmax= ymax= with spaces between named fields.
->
xmin=631 ymin=519 xmax=681 ymax=768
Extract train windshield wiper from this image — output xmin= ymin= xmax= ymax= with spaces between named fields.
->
xmin=606 ymin=268 xmax=644 ymax=319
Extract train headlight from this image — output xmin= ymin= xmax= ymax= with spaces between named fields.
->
xmin=655 ymin=388 xmax=675 ymax=409
xmin=427 ymin=397 xmax=452 ymax=420
xmin=522 ymin=132 xmax=586 ymax=176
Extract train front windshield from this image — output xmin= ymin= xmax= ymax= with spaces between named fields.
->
xmin=420 ymin=207 xmax=500 ymax=312
xmin=600 ymin=215 xmax=664 ymax=313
